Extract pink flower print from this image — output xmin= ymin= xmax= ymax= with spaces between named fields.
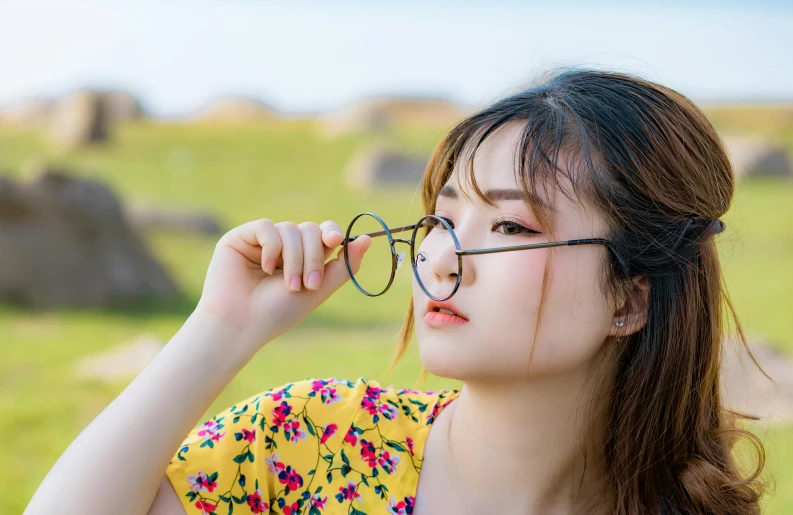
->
xmin=336 ymin=480 xmax=362 ymax=502
xmin=320 ymin=386 xmax=341 ymax=405
xmin=312 ymin=493 xmax=328 ymax=509
xmin=378 ymin=450 xmax=400 ymax=474
xmin=311 ymin=379 xmax=328 ymax=392
xmin=398 ymin=388 xmax=426 ymax=395
xmin=406 ymin=437 xmax=415 ymax=456
xmin=278 ymin=465 xmax=303 ymax=491
xmin=197 ymin=420 xmax=225 ymax=443
xmin=360 ymin=439 xmax=377 ymax=468
xmin=270 ymin=388 xmax=286 ymax=401
xmin=195 ymin=500 xmax=217 ymax=514
xmin=235 ymin=428 xmax=255 ymax=443
xmin=320 ymin=423 xmax=338 ymax=444
xmin=283 ymin=419 xmax=307 ymax=444
xmin=246 ymin=489 xmax=269 ymax=514
xmin=265 ymin=453 xmax=285 ymax=474
xmin=344 ymin=426 xmax=360 ymax=446
xmin=388 ymin=496 xmax=409 ymax=515
xmin=283 ymin=502 xmax=301 ymax=515
xmin=365 ymin=386 xmax=383 ymax=399
xmin=272 ymin=401 xmax=292 ymax=428
xmin=361 ymin=396 xmax=378 ymax=415
xmin=378 ymin=402 xmax=398 ymax=421
xmin=427 ymin=398 xmax=453 ymax=424
xmin=187 ymin=471 xmax=218 ymax=493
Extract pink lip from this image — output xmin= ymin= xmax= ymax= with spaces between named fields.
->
xmin=424 ymin=311 xmax=470 ymax=327
xmin=425 ymin=299 xmax=468 ymax=320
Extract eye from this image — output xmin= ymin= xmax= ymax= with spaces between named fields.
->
xmin=431 ymin=215 xmax=539 ymax=236
xmin=494 ymin=219 xmax=540 ymax=236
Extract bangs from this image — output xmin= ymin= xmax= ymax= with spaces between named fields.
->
xmin=421 ymin=96 xmax=601 ymax=235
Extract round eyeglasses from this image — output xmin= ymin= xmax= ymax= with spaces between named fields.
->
xmin=342 ymin=212 xmax=624 ymax=302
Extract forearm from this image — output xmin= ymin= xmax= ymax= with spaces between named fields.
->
xmin=24 ymin=309 xmax=263 ymax=515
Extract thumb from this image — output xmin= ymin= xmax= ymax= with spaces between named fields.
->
xmin=317 ymin=235 xmax=373 ymax=297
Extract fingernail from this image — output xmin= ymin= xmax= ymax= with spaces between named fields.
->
xmin=307 ymin=271 xmax=321 ymax=290
xmin=330 ymin=230 xmax=343 ymax=240
xmin=265 ymin=260 xmax=276 ymax=274
xmin=289 ymin=275 xmax=301 ymax=292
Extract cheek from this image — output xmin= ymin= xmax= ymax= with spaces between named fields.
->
xmin=527 ymin=250 xmax=612 ymax=370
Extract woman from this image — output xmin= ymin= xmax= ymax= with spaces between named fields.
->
xmin=25 ymin=69 xmax=766 ymax=515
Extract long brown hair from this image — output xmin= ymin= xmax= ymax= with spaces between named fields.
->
xmin=391 ymin=68 xmax=767 ymax=514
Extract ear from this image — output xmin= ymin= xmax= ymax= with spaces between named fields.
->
xmin=610 ymin=275 xmax=649 ymax=337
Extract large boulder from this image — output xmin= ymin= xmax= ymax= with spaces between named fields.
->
xmin=722 ymin=136 xmax=792 ymax=180
xmin=343 ymin=144 xmax=429 ymax=193
xmin=319 ymin=96 xmax=469 ymax=137
xmin=0 ymin=98 xmax=55 ymax=126
xmin=48 ymin=90 xmax=109 ymax=149
xmin=196 ymin=96 xmax=277 ymax=124
xmin=0 ymin=90 xmax=143 ymax=147
xmin=101 ymin=91 xmax=144 ymax=124
xmin=0 ymin=165 xmax=178 ymax=308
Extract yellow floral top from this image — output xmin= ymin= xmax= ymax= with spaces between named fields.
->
xmin=166 ymin=377 xmax=460 ymax=515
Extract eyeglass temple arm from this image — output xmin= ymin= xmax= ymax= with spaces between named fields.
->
xmin=457 ymin=238 xmax=629 ymax=276
xmin=455 ymin=238 xmax=608 ymax=255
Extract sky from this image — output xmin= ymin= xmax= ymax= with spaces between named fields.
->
xmin=0 ymin=0 xmax=791 ymax=118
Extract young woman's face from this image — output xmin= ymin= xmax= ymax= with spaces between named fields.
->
xmin=413 ymin=121 xmax=618 ymax=382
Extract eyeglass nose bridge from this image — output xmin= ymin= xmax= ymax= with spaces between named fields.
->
xmin=391 ymin=238 xmax=412 ymax=270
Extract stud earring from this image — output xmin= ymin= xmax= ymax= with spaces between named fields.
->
xmin=616 ymin=321 xmax=624 ymax=327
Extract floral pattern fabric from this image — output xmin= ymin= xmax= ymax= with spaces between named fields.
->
xmin=166 ymin=377 xmax=460 ymax=515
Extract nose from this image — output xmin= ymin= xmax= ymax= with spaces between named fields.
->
xmin=420 ymin=228 xmax=474 ymax=290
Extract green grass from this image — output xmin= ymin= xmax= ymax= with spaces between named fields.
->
xmin=0 ymin=118 xmax=791 ymax=514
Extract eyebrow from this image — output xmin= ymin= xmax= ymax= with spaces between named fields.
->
xmin=438 ymin=184 xmax=557 ymax=213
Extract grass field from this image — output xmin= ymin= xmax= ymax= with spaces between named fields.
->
xmin=0 ymin=117 xmax=791 ymax=514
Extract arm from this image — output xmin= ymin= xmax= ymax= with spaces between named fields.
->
xmin=23 ymin=308 xmax=257 ymax=515
xmin=23 ymin=218 xmax=371 ymax=515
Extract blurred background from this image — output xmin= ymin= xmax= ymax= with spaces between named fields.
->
xmin=1 ymin=0 xmax=791 ymax=513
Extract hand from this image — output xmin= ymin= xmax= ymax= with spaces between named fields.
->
xmin=195 ymin=218 xmax=372 ymax=347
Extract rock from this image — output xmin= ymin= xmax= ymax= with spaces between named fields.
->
xmin=48 ymin=90 xmax=109 ymax=149
xmin=318 ymin=95 xmax=469 ymax=137
xmin=0 ymin=98 xmax=55 ymax=126
xmin=720 ymin=336 xmax=793 ymax=423
xmin=74 ymin=333 xmax=165 ymax=382
xmin=343 ymin=144 xmax=429 ymax=193
xmin=0 ymin=164 xmax=179 ymax=308
xmin=102 ymin=91 xmax=144 ymax=124
xmin=196 ymin=96 xmax=277 ymax=124
xmin=722 ymin=136 xmax=792 ymax=180
xmin=0 ymin=90 xmax=143 ymax=145
xmin=126 ymin=205 xmax=224 ymax=236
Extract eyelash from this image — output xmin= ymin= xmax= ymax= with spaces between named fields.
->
xmin=434 ymin=216 xmax=540 ymax=236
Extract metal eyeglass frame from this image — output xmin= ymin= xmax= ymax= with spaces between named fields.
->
xmin=343 ymin=212 xmax=623 ymax=302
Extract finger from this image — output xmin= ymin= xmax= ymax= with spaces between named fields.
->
xmin=298 ymin=222 xmax=325 ymax=291
xmin=317 ymin=233 xmax=372 ymax=297
xmin=246 ymin=219 xmax=281 ymax=274
xmin=218 ymin=218 xmax=274 ymax=266
xmin=275 ymin=222 xmax=304 ymax=292
xmin=319 ymin=220 xmax=345 ymax=255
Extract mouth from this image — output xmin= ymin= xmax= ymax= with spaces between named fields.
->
xmin=425 ymin=299 xmax=469 ymax=321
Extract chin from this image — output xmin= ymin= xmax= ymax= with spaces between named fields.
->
xmin=416 ymin=330 xmax=509 ymax=381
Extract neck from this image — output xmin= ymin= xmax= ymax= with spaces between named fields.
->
xmin=443 ymin=365 xmax=614 ymax=514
